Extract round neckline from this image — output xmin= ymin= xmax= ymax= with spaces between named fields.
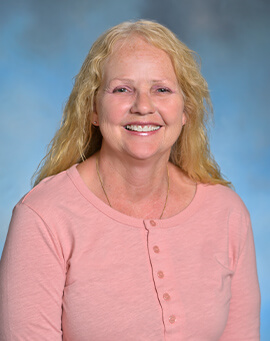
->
xmin=67 ymin=164 xmax=206 ymax=228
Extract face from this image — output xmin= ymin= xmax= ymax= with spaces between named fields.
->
xmin=93 ymin=35 xmax=186 ymax=162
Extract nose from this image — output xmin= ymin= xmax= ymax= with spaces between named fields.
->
xmin=130 ymin=91 xmax=155 ymax=115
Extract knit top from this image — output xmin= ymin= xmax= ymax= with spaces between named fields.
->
xmin=0 ymin=164 xmax=260 ymax=340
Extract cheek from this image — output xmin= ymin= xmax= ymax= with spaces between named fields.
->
xmin=168 ymin=106 xmax=185 ymax=126
xmin=163 ymin=97 xmax=185 ymax=119
xmin=97 ymin=98 xmax=130 ymax=124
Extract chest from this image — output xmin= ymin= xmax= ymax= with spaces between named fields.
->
xmin=61 ymin=220 xmax=233 ymax=340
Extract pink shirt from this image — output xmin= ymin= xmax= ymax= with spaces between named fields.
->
xmin=0 ymin=165 xmax=260 ymax=340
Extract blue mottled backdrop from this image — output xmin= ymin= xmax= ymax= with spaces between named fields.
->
xmin=0 ymin=0 xmax=269 ymax=338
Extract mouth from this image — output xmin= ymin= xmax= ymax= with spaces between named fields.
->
xmin=124 ymin=124 xmax=161 ymax=132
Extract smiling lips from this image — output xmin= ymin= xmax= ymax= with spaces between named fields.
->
xmin=125 ymin=124 xmax=161 ymax=132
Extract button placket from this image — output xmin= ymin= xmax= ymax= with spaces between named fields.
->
xmin=145 ymin=222 xmax=177 ymax=330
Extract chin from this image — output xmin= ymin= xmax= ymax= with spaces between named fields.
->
xmin=123 ymin=147 xmax=168 ymax=161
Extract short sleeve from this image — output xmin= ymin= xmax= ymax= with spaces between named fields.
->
xmin=0 ymin=202 xmax=66 ymax=340
xmin=219 ymin=211 xmax=261 ymax=340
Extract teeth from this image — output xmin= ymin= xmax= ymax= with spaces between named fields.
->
xmin=125 ymin=125 xmax=160 ymax=132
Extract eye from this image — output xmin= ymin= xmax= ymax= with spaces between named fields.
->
xmin=113 ymin=87 xmax=129 ymax=93
xmin=156 ymin=87 xmax=172 ymax=93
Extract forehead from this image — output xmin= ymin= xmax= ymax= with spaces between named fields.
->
xmin=113 ymin=35 xmax=158 ymax=52
xmin=103 ymin=35 xmax=176 ymax=76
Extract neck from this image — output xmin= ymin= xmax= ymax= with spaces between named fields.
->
xmin=97 ymin=148 xmax=170 ymax=202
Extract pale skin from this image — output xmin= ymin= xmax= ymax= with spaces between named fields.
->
xmin=77 ymin=35 xmax=196 ymax=219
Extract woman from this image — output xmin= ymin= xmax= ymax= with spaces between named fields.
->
xmin=0 ymin=20 xmax=260 ymax=340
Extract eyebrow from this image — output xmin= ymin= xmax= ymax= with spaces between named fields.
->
xmin=108 ymin=78 xmax=133 ymax=84
xmin=108 ymin=78 xmax=174 ymax=84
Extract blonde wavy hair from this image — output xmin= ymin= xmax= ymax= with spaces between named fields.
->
xmin=33 ymin=19 xmax=230 ymax=187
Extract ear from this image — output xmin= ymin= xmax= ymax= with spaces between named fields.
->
xmin=91 ymin=102 xmax=99 ymax=126
xmin=92 ymin=112 xmax=99 ymax=126
xmin=182 ymin=111 xmax=187 ymax=126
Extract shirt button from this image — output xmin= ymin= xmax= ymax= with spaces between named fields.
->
xmin=153 ymin=245 xmax=160 ymax=253
xmin=169 ymin=315 xmax=176 ymax=324
xmin=163 ymin=293 xmax=171 ymax=301
xmin=150 ymin=220 xmax=156 ymax=226
xmin=157 ymin=271 xmax=164 ymax=278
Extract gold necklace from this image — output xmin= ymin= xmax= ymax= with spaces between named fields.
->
xmin=96 ymin=156 xmax=170 ymax=219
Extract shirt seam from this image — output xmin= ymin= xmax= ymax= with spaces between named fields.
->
xmin=19 ymin=202 xmax=66 ymax=275
xmin=229 ymin=209 xmax=250 ymax=272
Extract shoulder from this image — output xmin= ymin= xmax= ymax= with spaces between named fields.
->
xmin=11 ymin=164 xmax=89 ymax=244
xmin=199 ymin=183 xmax=250 ymax=217
xmin=19 ymin=165 xmax=78 ymax=214
xmin=198 ymin=184 xmax=253 ymax=263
